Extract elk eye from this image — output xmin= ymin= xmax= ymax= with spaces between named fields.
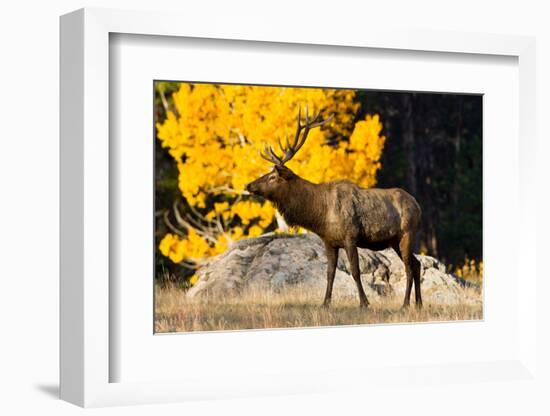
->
xmin=268 ymin=175 xmax=276 ymax=181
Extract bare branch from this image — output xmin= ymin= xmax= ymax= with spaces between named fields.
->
xmin=172 ymin=202 xmax=218 ymax=244
xmin=185 ymin=200 xmax=215 ymax=224
xmin=214 ymin=211 xmax=225 ymax=235
xmin=159 ymin=87 xmax=170 ymax=113
xmin=180 ymin=260 xmax=202 ymax=270
xmin=208 ymin=185 xmax=247 ymax=195
xmin=163 ymin=210 xmax=186 ymax=237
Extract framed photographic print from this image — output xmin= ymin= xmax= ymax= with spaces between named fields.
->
xmin=152 ymin=81 xmax=483 ymax=333
xmin=60 ymin=7 xmax=538 ymax=408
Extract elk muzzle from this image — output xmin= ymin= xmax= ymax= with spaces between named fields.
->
xmin=246 ymin=181 xmax=259 ymax=194
xmin=246 ymin=177 xmax=270 ymax=200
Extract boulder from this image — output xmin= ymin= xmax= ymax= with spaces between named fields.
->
xmin=187 ymin=233 xmax=481 ymax=305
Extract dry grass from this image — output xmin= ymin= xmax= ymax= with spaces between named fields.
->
xmin=155 ymin=283 xmax=483 ymax=333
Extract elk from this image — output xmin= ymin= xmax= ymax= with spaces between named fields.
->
xmin=246 ymin=107 xmax=423 ymax=308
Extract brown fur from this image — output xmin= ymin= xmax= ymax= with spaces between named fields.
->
xmin=246 ymin=164 xmax=423 ymax=308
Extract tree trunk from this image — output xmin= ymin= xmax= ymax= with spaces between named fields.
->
xmin=401 ymin=94 xmax=417 ymax=196
xmin=451 ymin=96 xmax=463 ymax=208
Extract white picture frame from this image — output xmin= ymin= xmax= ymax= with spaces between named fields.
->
xmin=60 ymin=7 xmax=538 ymax=408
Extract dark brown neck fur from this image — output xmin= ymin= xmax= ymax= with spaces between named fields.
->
xmin=271 ymin=177 xmax=327 ymax=232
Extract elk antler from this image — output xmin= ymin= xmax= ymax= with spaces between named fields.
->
xmin=260 ymin=105 xmax=334 ymax=166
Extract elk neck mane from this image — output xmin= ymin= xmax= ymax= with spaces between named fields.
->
xmin=271 ymin=175 xmax=327 ymax=231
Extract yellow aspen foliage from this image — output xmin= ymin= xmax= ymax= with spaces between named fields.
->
xmin=156 ymin=83 xmax=386 ymax=265
xmin=454 ymin=258 xmax=483 ymax=284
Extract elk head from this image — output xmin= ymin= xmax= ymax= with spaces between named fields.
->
xmin=246 ymin=106 xmax=333 ymax=200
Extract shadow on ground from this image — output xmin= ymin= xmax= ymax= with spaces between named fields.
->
xmin=34 ymin=384 xmax=59 ymax=399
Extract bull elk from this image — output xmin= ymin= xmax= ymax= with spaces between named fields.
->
xmin=246 ymin=106 xmax=423 ymax=308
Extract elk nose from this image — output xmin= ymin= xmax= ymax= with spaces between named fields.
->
xmin=246 ymin=183 xmax=257 ymax=194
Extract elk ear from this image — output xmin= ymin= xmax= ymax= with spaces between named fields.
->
xmin=274 ymin=164 xmax=295 ymax=180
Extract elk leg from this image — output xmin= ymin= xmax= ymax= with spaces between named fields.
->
xmin=322 ymin=244 xmax=338 ymax=307
xmin=387 ymin=238 xmax=403 ymax=296
xmin=399 ymin=234 xmax=414 ymax=308
xmin=412 ymin=256 xmax=423 ymax=308
xmin=344 ymin=244 xmax=369 ymax=308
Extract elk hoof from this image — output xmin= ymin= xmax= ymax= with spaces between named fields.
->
xmin=360 ymin=302 xmax=369 ymax=309
xmin=321 ymin=301 xmax=331 ymax=308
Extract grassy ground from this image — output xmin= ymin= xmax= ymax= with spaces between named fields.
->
xmin=154 ymin=284 xmax=483 ymax=333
